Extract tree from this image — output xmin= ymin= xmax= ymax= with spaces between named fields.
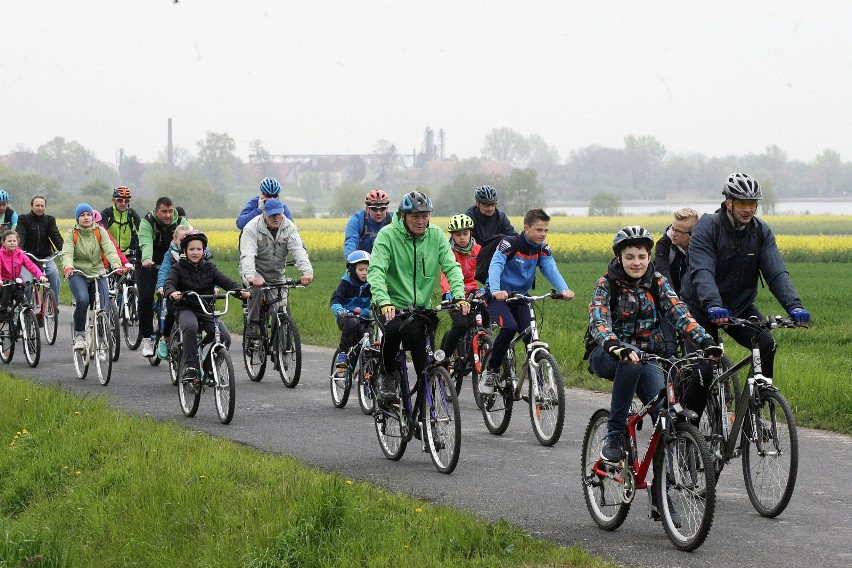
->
xmin=118 ymin=153 xmax=146 ymax=191
xmin=758 ymin=178 xmax=778 ymax=215
xmin=813 ymin=149 xmax=843 ymax=196
xmin=193 ymin=131 xmax=242 ymax=194
xmin=526 ymin=133 xmax=560 ymax=187
xmin=502 ymin=168 xmax=545 ymax=215
xmin=80 ymin=180 xmax=112 ymax=203
xmin=481 ymin=127 xmax=529 ymax=164
xmin=32 ymin=136 xmax=118 ymax=194
xmin=344 ymin=156 xmax=367 ymax=184
xmin=624 ymin=135 xmax=666 ymax=197
xmin=153 ymin=173 xmax=220 ymax=218
xmin=374 ymin=140 xmax=397 ymax=187
xmin=157 ymin=145 xmax=192 ymax=170
xmin=330 ymin=183 xmax=370 ymax=217
xmin=248 ymin=139 xmax=273 ymax=177
xmin=588 ymin=192 xmax=622 ymax=216
xmin=436 ymin=172 xmax=504 ymax=216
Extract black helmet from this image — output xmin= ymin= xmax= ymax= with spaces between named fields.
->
xmin=474 ymin=185 xmax=497 ymax=203
xmin=399 ymin=191 xmax=433 ymax=214
xmin=180 ymin=230 xmax=208 ymax=252
xmin=722 ymin=173 xmax=762 ymax=200
xmin=612 ymin=226 xmax=654 ymax=256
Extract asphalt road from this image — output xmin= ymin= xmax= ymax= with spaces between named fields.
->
xmin=7 ymin=321 xmax=852 ymax=567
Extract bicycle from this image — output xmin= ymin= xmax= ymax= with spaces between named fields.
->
xmin=241 ymin=280 xmax=304 ymax=388
xmin=24 ymin=251 xmax=61 ymax=345
xmin=444 ymin=294 xmax=492 ymax=404
xmin=109 ymin=255 xmax=141 ymax=352
xmin=698 ymin=315 xmax=802 ymax=518
xmin=0 ymin=280 xmax=42 ymax=368
xmin=328 ymin=309 xmax=379 ymax=411
xmin=480 ymin=290 xmax=566 ymax=446
xmin=581 ymin=352 xmax=718 ymax=551
xmin=170 ymin=290 xmax=240 ymax=424
xmin=373 ymin=303 xmax=461 ymax=474
xmin=69 ymin=268 xmax=121 ymax=385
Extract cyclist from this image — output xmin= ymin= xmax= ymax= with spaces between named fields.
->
xmin=236 ymin=177 xmax=294 ymax=230
xmin=654 ymin=207 xmax=699 ymax=355
xmin=0 ymin=230 xmax=47 ymax=318
xmin=438 ymin=213 xmax=486 ymax=357
xmin=480 ymin=208 xmax=573 ymax=394
xmin=137 ymin=197 xmax=190 ymax=357
xmin=465 ymin=185 xmax=515 ymax=245
xmin=329 ymin=250 xmax=372 ymax=374
xmin=680 ymin=173 xmax=811 ymax=404
xmin=238 ymin=198 xmax=313 ymax=340
xmin=16 ymin=195 xmax=64 ymax=301
xmin=93 ymin=210 xmax=130 ymax=268
xmin=368 ymin=191 xmax=469 ymax=402
xmin=99 ymin=186 xmax=140 ymax=258
xmin=163 ymin=231 xmax=249 ymax=383
xmin=155 ymin=224 xmax=194 ymax=359
xmin=588 ymin=226 xmax=722 ymax=524
xmin=61 ymin=203 xmax=124 ymax=352
xmin=0 ymin=190 xmax=18 ymax=232
xmin=343 ymin=189 xmax=393 ymax=257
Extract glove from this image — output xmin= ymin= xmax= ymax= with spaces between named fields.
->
xmin=443 ymin=292 xmax=452 ymax=302
xmin=454 ymin=299 xmax=470 ymax=310
xmin=379 ymin=304 xmax=395 ymax=316
xmin=707 ymin=306 xmax=729 ymax=321
xmin=63 ymin=267 xmax=73 ymax=278
xmin=789 ymin=307 xmax=810 ymax=324
xmin=608 ymin=345 xmax=633 ymax=362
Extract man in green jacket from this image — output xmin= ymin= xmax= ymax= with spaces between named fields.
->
xmin=368 ymin=190 xmax=469 ymax=402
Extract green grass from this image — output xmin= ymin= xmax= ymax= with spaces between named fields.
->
xmin=0 ymin=376 xmax=612 ymax=568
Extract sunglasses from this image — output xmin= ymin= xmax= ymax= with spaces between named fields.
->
xmin=115 ymin=198 xmax=130 ymax=203
xmin=732 ymin=199 xmax=758 ymax=210
xmin=367 ymin=206 xmax=388 ymax=212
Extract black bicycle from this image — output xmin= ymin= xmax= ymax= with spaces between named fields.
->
xmin=444 ymin=294 xmax=492 ymax=404
xmin=0 ymin=280 xmax=42 ymax=368
xmin=329 ymin=310 xmax=378 ymax=411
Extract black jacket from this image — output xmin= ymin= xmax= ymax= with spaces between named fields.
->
xmin=654 ymin=228 xmax=688 ymax=295
xmin=163 ymin=258 xmax=242 ymax=320
xmin=464 ymin=205 xmax=516 ymax=245
xmin=17 ymin=212 xmax=64 ymax=258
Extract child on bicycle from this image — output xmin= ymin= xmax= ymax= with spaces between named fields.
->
xmin=439 ymin=214 xmax=487 ymax=358
xmin=587 ymin=226 xmax=722 ymax=522
xmin=155 ymin=224 xmax=193 ymax=359
xmin=329 ymin=250 xmax=372 ymax=376
xmin=481 ymin=208 xmax=574 ymax=394
xmin=0 ymin=230 xmax=48 ymax=318
xmin=62 ymin=203 xmax=124 ymax=351
xmin=163 ymin=230 xmax=249 ymax=383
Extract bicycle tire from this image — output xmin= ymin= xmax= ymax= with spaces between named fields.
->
xmin=654 ymin=421 xmax=716 ymax=552
xmin=0 ymin=319 xmax=14 ymax=364
xmin=43 ymin=289 xmax=58 ymax=345
xmin=424 ymin=366 xmax=461 ymax=474
xmin=242 ymin=317 xmax=267 ymax=381
xmin=168 ymin=330 xmax=183 ymax=386
xmin=122 ymin=286 xmax=142 ymax=350
xmin=699 ymin=391 xmax=725 ymax=481
xmin=276 ymin=313 xmax=302 ymax=388
xmin=470 ymin=333 xmax=493 ymax=409
xmin=374 ymin=406 xmax=407 ymax=460
xmin=447 ymin=340 xmax=466 ymax=396
xmin=480 ymin=348 xmax=514 ymax=435
xmin=22 ymin=308 xmax=41 ymax=368
xmin=742 ymin=388 xmax=798 ymax=518
xmin=357 ymin=348 xmax=378 ymax=415
xmin=528 ymin=350 xmax=566 ymax=446
xmin=94 ymin=311 xmax=113 ymax=386
xmin=212 ymin=348 xmax=236 ymax=424
xmin=109 ymin=298 xmax=121 ymax=362
xmin=178 ymin=340 xmax=201 ymax=417
xmin=581 ymin=408 xmax=630 ymax=530
xmin=329 ymin=349 xmax=351 ymax=408
xmin=72 ymin=320 xmax=89 ymax=379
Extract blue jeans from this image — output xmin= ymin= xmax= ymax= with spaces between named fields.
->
xmin=589 ymin=345 xmax=664 ymax=435
xmin=21 ymin=260 xmax=61 ymax=307
xmin=67 ymin=275 xmax=109 ymax=334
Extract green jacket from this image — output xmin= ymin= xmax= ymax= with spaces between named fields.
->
xmin=61 ymin=224 xmax=122 ymax=275
xmin=138 ymin=210 xmax=189 ymax=264
xmin=368 ymin=215 xmax=465 ymax=309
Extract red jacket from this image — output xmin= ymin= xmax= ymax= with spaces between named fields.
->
xmin=0 ymin=247 xmax=44 ymax=281
xmin=441 ymin=242 xmax=481 ymax=296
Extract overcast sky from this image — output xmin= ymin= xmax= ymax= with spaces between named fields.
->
xmin=2 ymin=1 xmax=851 ymax=166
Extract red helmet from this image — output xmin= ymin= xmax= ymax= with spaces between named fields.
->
xmin=365 ymin=189 xmax=390 ymax=207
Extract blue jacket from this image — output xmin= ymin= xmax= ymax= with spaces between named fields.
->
xmin=680 ymin=207 xmax=802 ymax=318
xmin=343 ymin=209 xmax=394 ymax=257
xmin=236 ymin=196 xmax=294 ymax=230
xmin=329 ymin=273 xmax=372 ymax=316
xmin=487 ymin=232 xmax=569 ymax=295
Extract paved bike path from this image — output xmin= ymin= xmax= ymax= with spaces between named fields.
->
xmin=8 ymin=324 xmax=852 ymax=568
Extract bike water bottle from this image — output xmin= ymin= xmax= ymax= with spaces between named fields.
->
xmin=475 ymin=313 xmax=483 ymax=326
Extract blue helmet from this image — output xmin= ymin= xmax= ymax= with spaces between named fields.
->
xmin=259 ymin=177 xmax=281 ymax=196
xmin=474 ymin=185 xmax=497 ymax=203
xmin=346 ymin=250 xmax=371 ymax=266
xmin=399 ymin=191 xmax=433 ymax=214
xmin=0 ymin=189 xmax=8 ymax=203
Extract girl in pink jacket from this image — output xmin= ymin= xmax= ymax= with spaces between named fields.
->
xmin=0 ymin=230 xmax=47 ymax=316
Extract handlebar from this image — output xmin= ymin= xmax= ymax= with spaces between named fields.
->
xmin=256 ymin=279 xmax=305 ymax=291
xmin=505 ymin=289 xmax=564 ymax=303
xmin=179 ymin=290 xmax=244 ymax=316
xmin=725 ymin=315 xmax=805 ymax=330
xmin=24 ymin=251 xmax=62 ymax=266
xmin=69 ymin=267 xmax=125 ymax=280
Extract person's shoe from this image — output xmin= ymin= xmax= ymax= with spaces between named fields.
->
xmin=600 ymin=431 xmax=624 ymax=462
xmin=376 ymin=369 xmax=399 ymax=403
xmin=73 ymin=335 xmax=86 ymax=352
xmin=651 ymin=484 xmax=683 ymax=528
xmin=245 ymin=322 xmax=261 ymax=340
xmin=479 ymin=368 xmax=498 ymax=395
xmin=335 ymin=351 xmax=349 ymax=368
xmin=157 ymin=339 xmax=169 ymax=360
xmin=182 ymin=367 xmax=200 ymax=384
xmin=141 ymin=337 xmax=155 ymax=357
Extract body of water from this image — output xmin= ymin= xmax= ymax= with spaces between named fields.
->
xmin=551 ymin=200 xmax=852 ymax=216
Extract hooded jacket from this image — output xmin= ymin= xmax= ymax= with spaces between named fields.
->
xmin=163 ymin=257 xmax=242 ymax=320
xmin=440 ymin=240 xmax=481 ymax=296
xmin=238 ymin=214 xmax=312 ymax=285
xmin=330 ymin=273 xmax=372 ymax=316
xmin=0 ymin=247 xmax=44 ymax=281
xmin=487 ymin=232 xmax=569 ymax=295
xmin=61 ymin=224 xmax=121 ymax=275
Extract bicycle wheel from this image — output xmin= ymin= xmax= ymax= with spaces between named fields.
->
xmin=528 ymin=350 xmax=566 ymax=446
xmin=94 ymin=312 xmax=113 ymax=386
xmin=72 ymin=323 xmax=89 ymax=379
xmin=275 ymin=313 xmax=302 ymax=388
xmin=699 ymin=383 xmax=726 ymax=480
xmin=242 ymin=318 xmax=267 ymax=381
xmin=357 ymin=349 xmax=378 ymax=415
xmin=742 ymin=388 xmax=798 ymax=518
xmin=480 ymin=348 xmax=514 ymax=435
xmin=374 ymin=407 xmax=407 ymax=460
xmin=43 ymin=289 xmax=58 ymax=345
xmin=109 ymin=298 xmax=121 ymax=362
xmin=0 ymin=318 xmax=15 ymax=363
xmin=424 ymin=366 xmax=461 ymax=474
xmin=178 ymin=353 xmax=201 ymax=418
xmin=168 ymin=331 xmax=183 ymax=386
xmin=22 ymin=308 xmax=41 ymax=368
xmin=654 ymin=421 xmax=716 ymax=552
xmin=329 ymin=349 xmax=351 ymax=408
xmin=470 ymin=333 xmax=492 ymax=407
xmin=122 ymin=286 xmax=142 ymax=350
xmin=212 ymin=347 xmax=236 ymax=424
xmin=581 ymin=408 xmax=630 ymax=530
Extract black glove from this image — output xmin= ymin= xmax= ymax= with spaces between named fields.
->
xmin=608 ymin=346 xmax=633 ymax=362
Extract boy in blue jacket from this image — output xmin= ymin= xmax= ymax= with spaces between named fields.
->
xmin=329 ymin=250 xmax=373 ymax=375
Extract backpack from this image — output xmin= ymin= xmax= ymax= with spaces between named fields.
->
xmin=582 ymin=272 xmax=661 ymax=362
xmin=473 ymin=234 xmax=519 ymax=286
xmin=359 ymin=210 xmax=391 ymax=251
xmin=73 ymin=226 xmax=109 ymax=267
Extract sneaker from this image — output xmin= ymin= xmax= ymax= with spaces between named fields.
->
xmin=651 ymin=484 xmax=683 ymax=528
xmin=182 ymin=367 xmax=200 ymax=383
xmin=73 ymin=335 xmax=86 ymax=351
xmin=335 ymin=351 xmax=349 ymax=367
xmin=157 ymin=339 xmax=169 ymax=360
xmin=601 ymin=431 xmax=624 ymax=462
xmin=245 ymin=322 xmax=261 ymax=340
xmin=479 ymin=368 xmax=498 ymax=395
xmin=141 ymin=337 xmax=155 ymax=357
xmin=376 ymin=369 xmax=399 ymax=403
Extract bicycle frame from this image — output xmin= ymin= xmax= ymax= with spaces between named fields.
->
xmin=503 ymin=291 xmax=560 ymax=400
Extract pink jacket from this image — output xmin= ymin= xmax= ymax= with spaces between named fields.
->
xmin=0 ymin=247 xmax=44 ymax=281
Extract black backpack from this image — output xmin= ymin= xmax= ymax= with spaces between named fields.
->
xmin=474 ymin=234 xmax=519 ymax=286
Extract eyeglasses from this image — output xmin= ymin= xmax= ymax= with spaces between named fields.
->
xmin=732 ymin=199 xmax=758 ymax=210
xmin=671 ymin=228 xmax=692 ymax=236
xmin=367 ymin=206 xmax=388 ymax=212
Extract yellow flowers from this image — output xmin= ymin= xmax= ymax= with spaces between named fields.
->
xmin=9 ymin=428 xmax=29 ymax=447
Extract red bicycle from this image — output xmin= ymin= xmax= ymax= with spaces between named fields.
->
xmin=24 ymin=252 xmax=61 ymax=345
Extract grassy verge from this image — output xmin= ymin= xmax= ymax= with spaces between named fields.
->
xmin=0 ymin=376 xmax=612 ymax=568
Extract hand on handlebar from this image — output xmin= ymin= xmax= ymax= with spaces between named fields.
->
xmin=300 ymin=274 xmax=313 ymax=286
xmin=380 ymin=304 xmax=396 ymax=322
xmin=454 ymin=298 xmax=471 ymax=315
xmin=609 ymin=345 xmax=639 ymax=364
xmin=491 ymin=290 xmax=509 ymax=301
xmin=789 ymin=307 xmax=810 ymax=325
xmin=707 ymin=306 xmax=729 ymax=324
